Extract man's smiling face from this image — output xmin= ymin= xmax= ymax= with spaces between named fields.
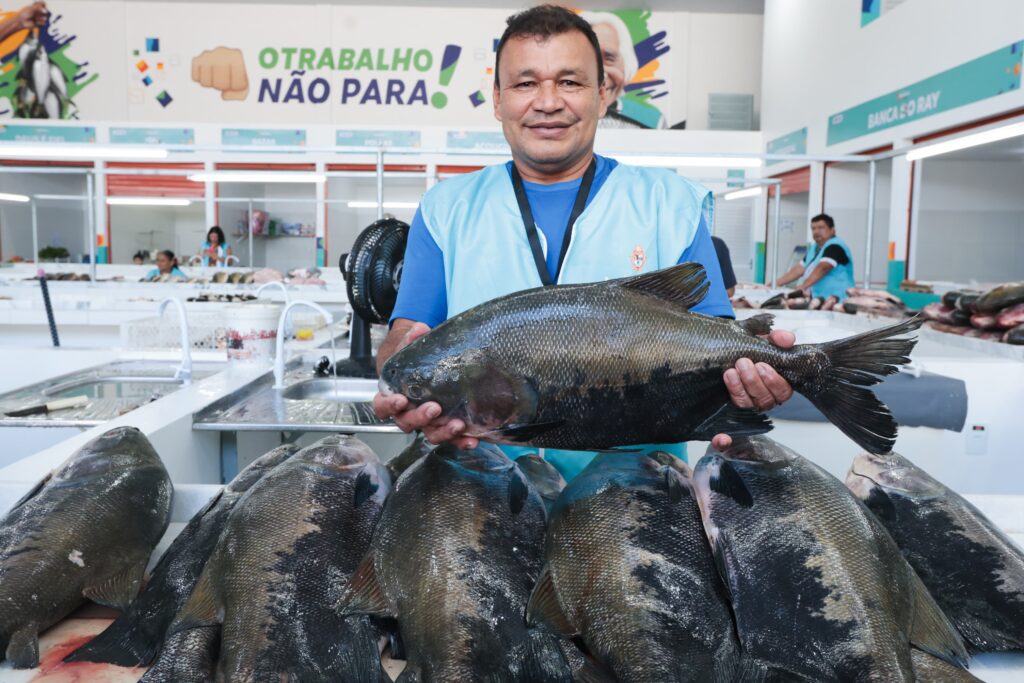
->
xmin=493 ymin=31 xmax=606 ymax=179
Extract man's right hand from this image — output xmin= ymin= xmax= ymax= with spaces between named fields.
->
xmin=372 ymin=321 xmax=479 ymax=449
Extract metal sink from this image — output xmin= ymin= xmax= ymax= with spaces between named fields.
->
xmin=281 ymin=378 xmax=378 ymax=403
xmin=42 ymin=376 xmax=186 ymax=401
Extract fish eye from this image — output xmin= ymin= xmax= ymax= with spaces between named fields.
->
xmin=405 ymin=384 xmax=425 ymax=400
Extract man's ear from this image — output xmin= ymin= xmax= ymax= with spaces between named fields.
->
xmin=493 ymin=81 xmax=502 ymax=122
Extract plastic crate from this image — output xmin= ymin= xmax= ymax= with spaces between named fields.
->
xmin=120 ymin=312 xmax=229 ymax=351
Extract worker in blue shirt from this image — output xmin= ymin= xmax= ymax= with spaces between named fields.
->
xmin=777 ymin=213 xmax=855 ymax=300
xmin=372 ymin=5 xmax=796 ymax=479
xmin=145 ymin=250 xmax=186 ymax=280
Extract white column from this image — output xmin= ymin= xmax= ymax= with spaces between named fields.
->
xmin=887 ymin=139 xmax=914 ymax=288
xmin=203 ymin=160 xmax=216 ymax=228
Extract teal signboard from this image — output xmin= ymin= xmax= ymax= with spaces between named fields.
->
xmin=766 ymin=127 xmax=808 ymax=164
xmin=828 ymin=41 xmax=1022 ymax=146
xmin=336 ymin=129 xmax=421 ymax=148
xmin=221 ymin=128 xmax=306 ymax=146
xmin=110 ymin=127 xmax=194 ymax=145
xmin=446 ymin=130 xmax=508 ymax=150
xmin=0 ymin=124 xmax=95 ymax=143
xmin=726 ymin=169 xmax=745 ymax=188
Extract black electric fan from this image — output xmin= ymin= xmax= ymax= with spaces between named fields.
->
xmin=333 ymin=217 xmax=409 ymax=378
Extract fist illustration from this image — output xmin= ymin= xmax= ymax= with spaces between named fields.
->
xmin=191 ymin=47 xmax=248 ymax=101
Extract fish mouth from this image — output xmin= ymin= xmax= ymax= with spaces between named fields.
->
xmin=377 ymin=376 xmax=396 ymax=397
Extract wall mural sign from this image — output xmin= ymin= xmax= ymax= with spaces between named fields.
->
xmin=860 ymin=0 xmax=912 ymax=28
xmin=766 ymin=127 xmax=808 ymax=165
xmin=0 ymin=1 xmax=97 ymax=119
xmin=827 ymin=41 xmax=1023 ymax=145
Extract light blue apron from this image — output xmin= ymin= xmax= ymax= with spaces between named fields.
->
xmin=803 ymin=236 xmax=855 ymax=301
xmin=419 ymin=161 xmax=714 ymax=478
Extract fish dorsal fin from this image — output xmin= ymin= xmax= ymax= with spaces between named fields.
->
xmin=738 ymin=313 xmax=775 ymax=336
xmin=526 ymin=567 xmax=577 ymax=636
xmin=5 ymin=623 xmax=39 ymax=668
xmin=337 ymin=554 xmax=394 ymax=618
xmin=665 ymin=467 xmax=690 ymax=505
xmin=619 ymin=262 xmax=709 ymax=309
xmin=909 ymin=570 xmax=969 ymax=668
xmin=709 ymin=460 xmax=754 ymax=508
xmin=691 ymin=405 xmax=773 ymax=442
xmin=83 ymin=556 xmax=148 ymax=611
xmin=353 ymin=466 xmax=381 ymax=508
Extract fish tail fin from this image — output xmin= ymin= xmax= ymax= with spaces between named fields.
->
xmin=63 ymin=616 xmax=158 ymax=666
xmin=801 ymin=316 xmax=922 ymax=454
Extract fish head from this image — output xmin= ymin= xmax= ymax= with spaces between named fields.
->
xmin=380 ymin=332 xmax=538 ymax=433
xmin=292 ymin=435 xmax=379 ymax=471
xmin=845 ymin=451 xmax=945 ymax=501
xmin=56 ymin=426 xmax=164 ymax=483
xmin=515 ymin=453 xmax=566 ymax=501
xmin=708 ymin=435 xmax=799 ymax=468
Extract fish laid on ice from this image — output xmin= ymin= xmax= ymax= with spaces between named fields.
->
xmin=381 ymin=263 xmax=922 ymax=454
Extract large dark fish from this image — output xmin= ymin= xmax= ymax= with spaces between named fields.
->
xmin=142 ymin=435 xmax=390 ymax=683
xmin=975 ymin=282 xmax=1024 ymax=313
xmin=996 ymin=302 xmax=1024 ymax=330
xmin=338 ymin=443 xmax=574 ymax=683
xmin=693 ymin=436 xmax=969 ymax=682
xmin=65 ymin=443 xmax=299 ymax=666
xmin=514 ymin=453 xmax=566 ymax=518
xmin=0 ymin=426 xmax=172 ymax=668
xmin=846 ymin=451 xmax=1024 ymax=653
xmin=380 ymin=263 xmax=921 ymax=455
xmin=1004 ymin=324 xmax=1024 ymax=345
xmin=527 ymin=451 xmax=747 ymax=682
xmin=386 ymin=432 xmax=434 ymax=483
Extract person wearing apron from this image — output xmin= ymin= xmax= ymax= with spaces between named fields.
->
xmin=372 ymin=6 xmax=797 ymax=480
xmin=778 ymin=213 xmax=855 ymax=301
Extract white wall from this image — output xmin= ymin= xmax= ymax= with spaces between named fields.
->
xmin=823 ymin=160 xmax=892 ymax=286
xmin=0 ymin=174 xmax=90 ymax=262
xmin=685 ymin=12 xmax=764 ymax=130
xmin=773 ymin=191 xmax=810 ymax=280
xmin=761 ymin=0 xmax=1024 ymax=156
xmin=914 ymin=159 xmax=1024 ymax=284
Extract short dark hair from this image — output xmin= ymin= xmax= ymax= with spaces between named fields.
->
xmin=157 ymin=249 xmax=177 ymax=264
xmin=811 ymin=213 xmax=835 ymax=229
xmin=207 ymin=226 xmax=226 ymax=244
xmin=494 ymin=5 xmax=604 ymax=89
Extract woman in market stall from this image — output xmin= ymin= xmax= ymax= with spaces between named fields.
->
xmin=145 ymin=250 xmax=186 ymax=281
xmin=199 ymin=226 xmax=233 ymax=267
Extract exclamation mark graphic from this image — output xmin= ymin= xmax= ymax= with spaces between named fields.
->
xmin=431 ymin=44 xmax=461 ymax=109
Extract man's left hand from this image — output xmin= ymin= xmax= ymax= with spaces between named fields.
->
xmin=713 ymin=329 xmax=796 ymax=451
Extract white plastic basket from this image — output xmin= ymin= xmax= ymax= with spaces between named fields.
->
xmin=120 ymin=312 xmax=230 ymax=351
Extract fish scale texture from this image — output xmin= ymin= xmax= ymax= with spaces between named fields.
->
xmin=145 ymin=436 xmax=388 ymax=683
xmin=850 ymin=455 xmax=1024 ymax=653
xmin=540 ymin=454 xmax=741 ymax=682
xmin=0 ymin=427 xmax=172 ymax=668
xmin=67 ymin=444 xmax=300 ymax=667
xmin=368 ymin=446 xmax=573 ymax=682
xmin=695 ymin=439 xmax=959 ymax=682
xmin=395 ymin=282 xmax=793 ymax=450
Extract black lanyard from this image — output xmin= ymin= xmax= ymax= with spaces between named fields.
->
xmin=510 ymin=158 xmax=597 ymax=286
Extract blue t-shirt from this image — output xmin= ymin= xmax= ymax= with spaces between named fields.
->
xmin=392 ymin=155 xmax=734 ymax=327
xmin=146 ymin=266 xmax=186 ymax=279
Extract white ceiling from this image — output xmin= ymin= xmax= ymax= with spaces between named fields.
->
xmin=113 ymin=0 xmax=765 ymax=12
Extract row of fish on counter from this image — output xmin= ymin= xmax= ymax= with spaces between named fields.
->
xmin=2 ymin=426 xmax=1023 ymax=681
xmin=921 ymin=283 xmax=1024 ymax=344
xmin=737 ymin=280 xmax=1024 ymax=345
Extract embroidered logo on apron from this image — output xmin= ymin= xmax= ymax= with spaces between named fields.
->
xmin=631 ymin=244 xmax=646 ymax=272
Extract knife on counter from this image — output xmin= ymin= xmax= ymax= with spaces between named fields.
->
xmin=5 ymin=395 xmax=89 ymax=417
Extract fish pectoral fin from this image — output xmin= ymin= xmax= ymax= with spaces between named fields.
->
xmin=481 ymin=420 xmax=565 ymax=443
xmin=5 ymin=623 xmax=39 ymax=669
xmin=338 ymin=554 xmax=394 ymax=618
xmin=509 ymin=467 xmax=530 ymax=515
xmin=737 ymin=313 xmax=776 ymax=336
xmin=665 ymin=467 xmax=691 ymax=505
xmin=709 ymin=460 xmax=754 ymax=508
xmin=525 ymin=567 xmax=577 ymax=636
xmin=83 ymin=557 xmax=148 ymax=611
xmin=909 ymin=572 xmax=970 ymax=668
xmin=619 ymin=261 xmax=709 ymax=309
xmin=353 ymin=465 xmax=381 ymax=508
xmin=691 ymin=405 xmax=774 ymax=442
xmin=169 ymin=570 xmax=221 ymax=633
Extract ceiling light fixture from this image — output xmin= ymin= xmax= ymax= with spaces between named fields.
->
xmin=906 ymin=121 xmax=1024 ymax=161
xmin=0 ymin=192 xmax=31 ymax=203
xmin=609 ymin=155 xmax=763 ymax=168
xmin=346 ymin=200 xmax=419 ymax=209
xmin=106 ymin=197 xmax=192 ymax=207
xmin=1 ymin=145 xmax=168 ymax=160
xmin=723 ymin=186 xmax=763 ymax=201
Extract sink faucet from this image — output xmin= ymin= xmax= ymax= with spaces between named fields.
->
xmin=274 ymin=301 xmax=334 ymax=389
xmin=158 ymin=297 xmax=192 ymax=383
xmin=255 ymin=281 xmax=290 ymax=306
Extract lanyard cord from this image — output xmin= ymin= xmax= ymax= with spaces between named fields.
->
xmin=510 ymin=157 xmax=598 ymax=286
